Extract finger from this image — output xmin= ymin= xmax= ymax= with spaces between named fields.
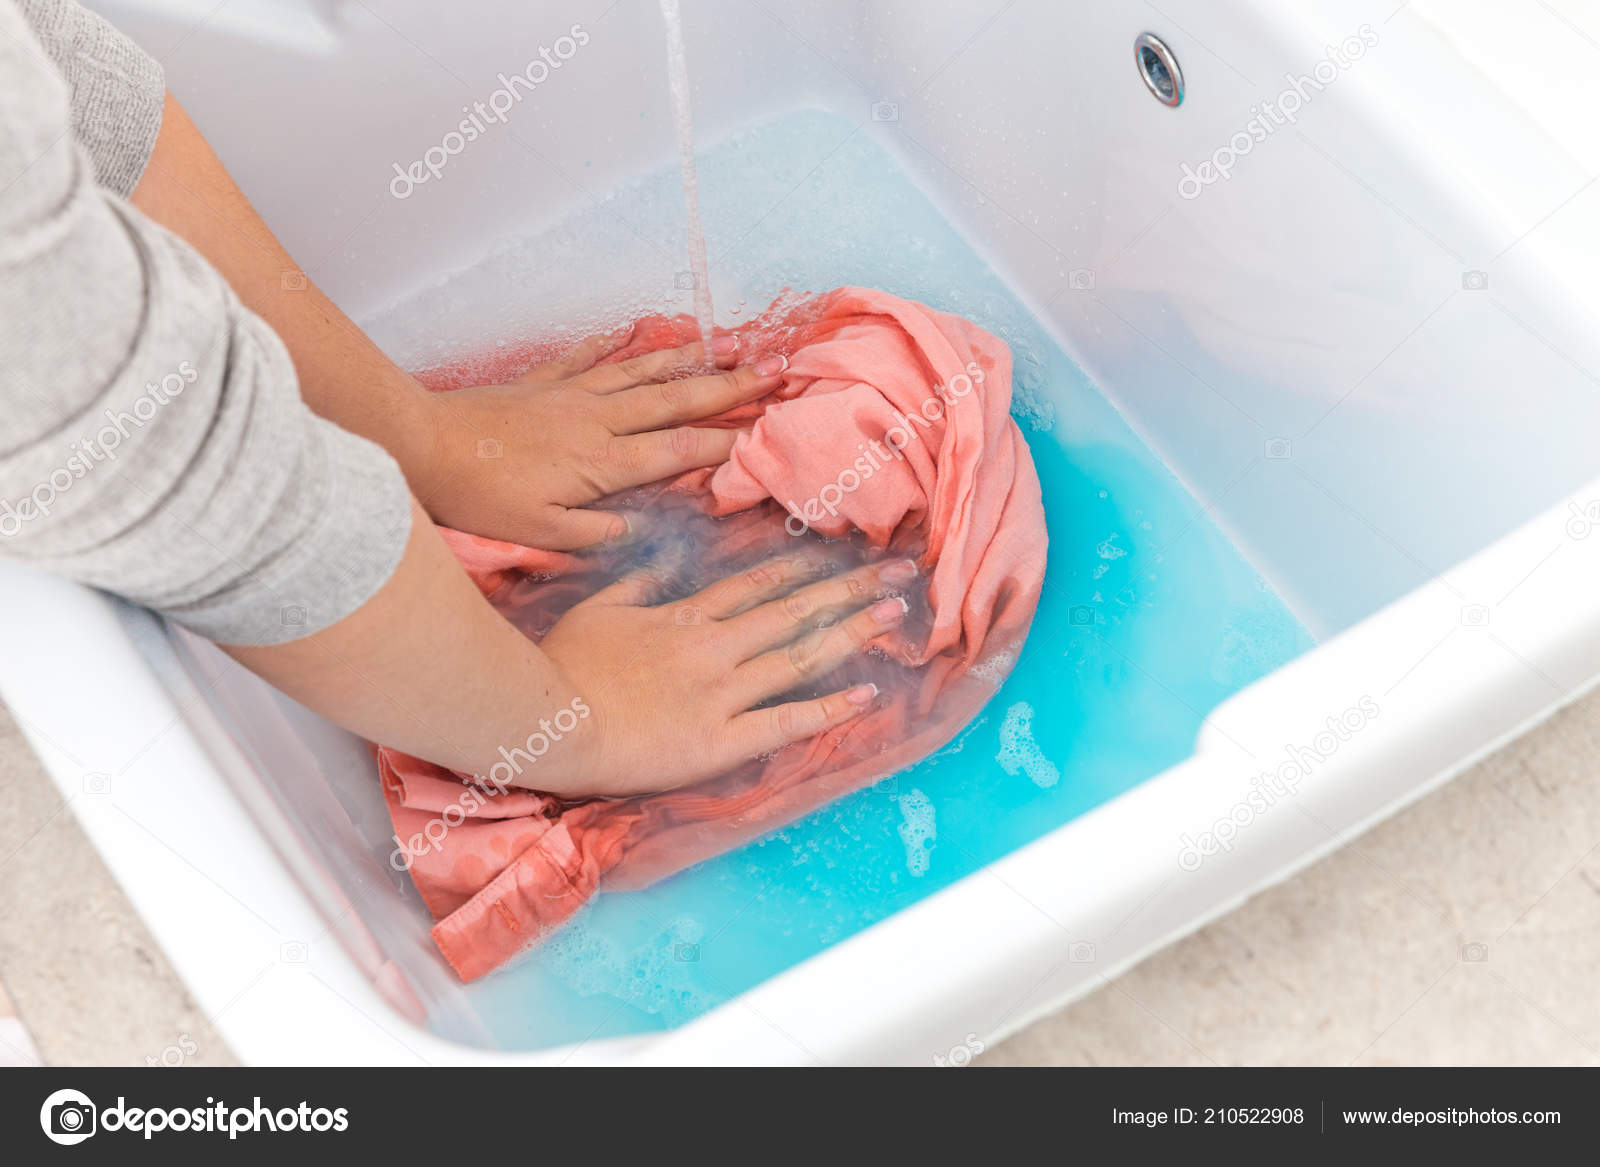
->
xmin=688 ymin=554 xmax=829 ymax=620
xmin=736 ymin=596 xmax=908 ymax=701
xmin=727 ymin=683 xmax=880 ymax=757
xmin=606 ymin=355 xmax=788 ymax=434
xmin=725 ymin=559 xmax=917 ymax=653
xmin=517 ymin=323 xmax=636 ymax=383
xmin=588 ymin=563 xmax=678 ymax=608
xmin=570 ymin=334 xmax=741 ymax=394
xmin=535 ymin=506 xmax=631 ymax=552
xmin=595 ymin=425 xmax=740 ymax=492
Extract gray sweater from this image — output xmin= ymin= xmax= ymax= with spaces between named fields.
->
xmin=0 ymin=0 xmax=412 ymax=645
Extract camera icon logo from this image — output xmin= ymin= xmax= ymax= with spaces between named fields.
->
xmin=871 ymin=101 xmax=899 ymax=122
xmin=1068 ymin=941 xmax=1096 ymax=964
xmin=279 ymin=940 xmax=309 ymax=964
xmin=40 ymin=1088 xmax=97 ymax=1146
xmin=1069 ymin=604 xmax=1096 ymax=627
xmin=82 ymin=771 xmax=111 ymax=796
xmin=674 ymin=605 xmax=701 ymax=626
xmin=1566 ymin=500 xmax=1600 ymax=540
xmin=1264 ymin=437 xmax=1293 ymax=460
xmin=1459 ymin=604 xmax=1491 ymax=628
xmin=280 ymin=604 xmax=307 ymax=627
xmin=475 ymin=438 xmax=503 ymax=459
xmin=673 ymin=942 xmax=700 ymax=962
xmin=1460 ymin=941 xmax=1489 ymax=962
xmin=281 ymin=270 xmax=309 ymax=292
xmin=673 ymin=271 xmax=698 ymax=290
xmin=1461 ymin=270 xmax=1489 ymax=291
xmin=1067 ymin=268 xmax=1096 ymax=291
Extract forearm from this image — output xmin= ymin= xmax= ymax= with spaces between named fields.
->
xmin=0 ymin=8 xmax=412 ymax=647
xmin=130 ymin=94 xmax=440 ymax=487
xmin=225 ymin=499 xmax=585 ymax=785
xmin=5 ymin=12 xmax=589 ymax=789
xmin=123 ymin=95 xmax=589 ymax=782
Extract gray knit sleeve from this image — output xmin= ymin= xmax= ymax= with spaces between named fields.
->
xmin=0 ymin=2 xmax=413 ymax=646
xmin=15 ymin=0 xmax=165 ymax=196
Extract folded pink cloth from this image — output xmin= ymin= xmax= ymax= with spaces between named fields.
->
xmin=380 ymin=287 xmax=1047 ymax=981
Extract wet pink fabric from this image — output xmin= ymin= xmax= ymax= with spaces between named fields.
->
xmin=378 ymin=287 xmax=1047 ymax=981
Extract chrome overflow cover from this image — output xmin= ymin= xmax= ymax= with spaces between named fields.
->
xmin=1135 ymin=32 xmax=1183 ymax=107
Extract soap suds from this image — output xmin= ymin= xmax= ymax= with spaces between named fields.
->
xmin=997 ymin=700 xmax=1059 ymax=788
xmin=895 ymin=788 xmax=936 ymax=877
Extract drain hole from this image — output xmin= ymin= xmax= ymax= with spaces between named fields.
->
xmin=1134 ymin=33 xmax=1184 ymax=107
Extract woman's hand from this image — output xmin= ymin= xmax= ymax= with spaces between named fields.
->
xmin=231 ymin=501 xmax=916 ymax=800
xmin=134 ymin=96 xmax=788 ymax=554
xmin=534 ymin=553 xmax=919 ymax=797
xmin=408 ymin=331 xmax=789 ymax=549
xmin=129 ymin=93 xmax=915 ymax=800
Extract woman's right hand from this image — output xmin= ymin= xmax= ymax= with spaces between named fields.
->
xmin=403 ymin=331 xmax=789 ymax=551
xmin=533 ymin=553 xmax=919 ymax=797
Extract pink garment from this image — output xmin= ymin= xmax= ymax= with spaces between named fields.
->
xmin=380 ymin=287 xmax=1047 ymax=981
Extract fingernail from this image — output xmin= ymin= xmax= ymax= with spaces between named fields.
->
xmin=879 ymin=559 xmax=918 ymax=583
xmin=871 ymin=596 xmax=909 ymax=624
xmin=710 ymin=335 xmax=739 ymax=356
xmin=846 ymin=682 xmax=879 ymax=706
xmin=610 ymin=321 xmax=636 ymax=341
xmin=753 ymin=354 xmax=788 ymax=377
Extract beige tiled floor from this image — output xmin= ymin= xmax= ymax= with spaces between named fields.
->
xmin=0 ymin=706 xmax=236 ymax=1068
xmin=0 ymin=980 xmax=42 ymax=1067
xmin=3 ymin=687 xmax=1599 ymax=1067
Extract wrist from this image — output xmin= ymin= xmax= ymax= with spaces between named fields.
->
xmin=370 ymin=372 xmax=450 ymax=502
xmin=471 ymin=654 xmax=602 ymax=796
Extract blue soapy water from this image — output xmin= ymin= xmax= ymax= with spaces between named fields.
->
xmin=369 ymin=111 xmax=1314 ymax=1050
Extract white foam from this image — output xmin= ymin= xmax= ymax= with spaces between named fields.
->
xmin=538 ymin=911 xmax=715 ymax=1022
xmin=1097 ymin=533 xmax=1127 ymax=560
xmin=895 ymin=788 xmax=936 ymax=877
xmin=966 ymin=648 xmax=1016 ymax=688
xmin=997 ymin=700 xmax=1059 ymax=788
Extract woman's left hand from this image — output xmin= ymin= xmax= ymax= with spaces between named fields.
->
xmin=405 ymin=329 xmax=788 ymax=549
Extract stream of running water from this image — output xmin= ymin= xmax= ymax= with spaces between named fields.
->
xmin=658 ymin=0 xmax=716 ymax=354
